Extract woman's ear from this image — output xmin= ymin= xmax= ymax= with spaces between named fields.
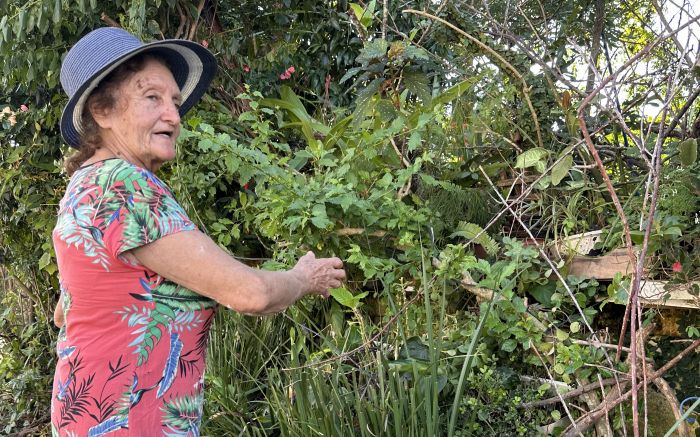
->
xmin=89 ymin=101 xmax=115 ymax=129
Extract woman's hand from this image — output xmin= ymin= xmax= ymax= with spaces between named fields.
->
xmin=292 ymin=251 xmax=346 ymax=298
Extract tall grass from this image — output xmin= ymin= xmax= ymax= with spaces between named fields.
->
xmin=201 ymin=256 xmax=538 ymax=436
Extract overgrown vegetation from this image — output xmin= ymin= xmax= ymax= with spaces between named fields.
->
xmin=1 ymin=0 xmax=699 ymax=435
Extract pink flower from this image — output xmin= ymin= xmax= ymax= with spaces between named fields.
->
xmin=672 ymin=261 xmax=682 ymax=273
xmin=201 ymin=40 xmax=209 ymax=48
xmin=243 ymin=64 xmax=250 ymax=73
xmin=279 ymin=66 xmax=295 ymax=80
xmin=20 ymin=104 xmax=28 ymax=112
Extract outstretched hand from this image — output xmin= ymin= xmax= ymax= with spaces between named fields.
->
xmin=292 ymin=251 xmax=346 ymax=298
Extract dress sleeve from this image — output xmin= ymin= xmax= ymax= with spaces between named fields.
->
xmin=102 ymin=166 xmax=196 ymax=258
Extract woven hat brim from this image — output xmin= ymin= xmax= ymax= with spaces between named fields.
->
xmin=60 ymin=39 xmax=216 ymax=149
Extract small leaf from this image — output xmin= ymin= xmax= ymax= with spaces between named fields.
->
xmin=407 ymin=131 xmax=422 ymax=151
xmin=555 ymin=329 xmax=569 ymax=341
xmin=501 ymin=339 xmax=517 ymax=352
xmin=38 ymin=252 xmax=51 ymax=269
xmin=330 ymin=287 xmax=366 ymax=309
xmin=570 ymin=321 xmax=581 ymax=333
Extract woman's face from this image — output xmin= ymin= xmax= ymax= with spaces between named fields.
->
xmin=94 ymin=58 xmax=182 ymax=172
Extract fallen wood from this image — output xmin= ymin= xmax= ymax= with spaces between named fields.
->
xmin=335 ymin=227 xmax=387 ymax=237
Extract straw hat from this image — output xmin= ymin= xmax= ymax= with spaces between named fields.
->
xmin=60 ymin=27 xmax=217 ymax=148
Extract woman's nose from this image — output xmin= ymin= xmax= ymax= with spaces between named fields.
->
xmin=162 ymin=101 xmax=181 ymax=124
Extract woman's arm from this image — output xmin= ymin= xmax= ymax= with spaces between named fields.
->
xmin=128 ymin=230 xmax=345 ymax=315
xmin=54 ymin=294 xmax=65 ymax=328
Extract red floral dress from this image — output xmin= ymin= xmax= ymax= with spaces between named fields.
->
xmin=51 ymin=158 xmax=216 ymax=436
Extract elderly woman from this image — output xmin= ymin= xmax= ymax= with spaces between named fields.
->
xmin=51 ymin=28 xmax=345 ymax=435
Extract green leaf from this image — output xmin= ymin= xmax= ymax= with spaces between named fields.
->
xmin=679 ymin=138 xmax=697 ymax=166
xmin=403 ymin=71 xmax=431 ymax=105
xmin=52 ymin=0 xmax=61 ymax=24
xmin=399 ymin=336 xmax=429 ymax=361
xmin=402 ymin=45 xmax=430 ymax=61
xmin=551 ymin=155 xmax=573 ymax=185
xmin=555 ymin=329 xmax=569 ymax=341
xmin=501 ymin=339 xmax=517 ymax=352
xmin=38 ymin=252 xmax=51 ymax=270
xmin=515 ymin=147 xmax=549 ymax=169
xmin=570 ymin=321 xmax=581 ymax=333
xmin=339 ymin=66 xmax=363 ymax=84
xmin=17 ymin=9 xmax=26 ymax=37
xmin=330 ymin=287 xmax=367 ymax=309
xmin=352 ymin=77 xmax=382 ymax=123
xmin=407 ymin=131 xmax=422 ymax=151
xmin=1 ymin=16 xmax=9 ymax=43
xmin=449 ymin=222 xmax=500 ymax=256
xmin=431 ymin=78 xmax=477 ymax=108
xmin=356 ymin=39 xmax=388 ymax=65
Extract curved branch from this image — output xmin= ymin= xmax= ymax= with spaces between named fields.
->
xmin=403 ymin=9 xmax=544 ymax=149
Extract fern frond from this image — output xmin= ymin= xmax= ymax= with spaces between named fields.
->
xmin=450 ymin=222 xmax=500 ymax=256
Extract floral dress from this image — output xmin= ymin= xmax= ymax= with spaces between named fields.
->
xmin=51 ymin=158 xmax=217 ymax=436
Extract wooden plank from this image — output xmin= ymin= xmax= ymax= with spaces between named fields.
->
xmin=639 ymin=281 xmax=699 ymax=309
xmin=568 ymin=249 xmax=634 ymax=280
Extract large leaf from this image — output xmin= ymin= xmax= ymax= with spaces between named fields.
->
xmin=398 ymin=336 xmax=429 ymax=361
xmin=356 ymin=39 xmax=388 ymax=65
xmin=403 ymin=71 xmax=432 ymax=105
xmin=551 ymin=155 xmax=573 ymax=185
xmin=679 ymin=138 xmax=697 ymax=167
xmin=431 ymin=77 xmax=477 ymax=108
xmin=515 ymin=147 xmax=549 ymax=169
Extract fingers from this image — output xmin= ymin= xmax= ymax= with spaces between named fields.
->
xmin=294 ymin=252 xmax=347 ymax=297
xmin=328 ymin=256 xmax=343 ymax=269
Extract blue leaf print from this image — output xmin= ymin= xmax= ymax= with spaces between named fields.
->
xmin=139 ymin=277 xmax=153 ymax=292
xmin=55 ymin=373 xmax=74 ymax=401
xmin=107 ymin=207 xmax=121 ymax=225
xmin=157 ymin=332 xmax=183 ymax=398
xmin=130 ymin=292 xmax=154 ymax=302
xmin=164 ymin=426 xmax=200 ymax=437
xmin=128 ymin=374 xmax=160 ymax=408
xmin=57 ymin=346 xmax=76 ymax=360
xmin=86 ymin=414 xmax=128 ymax=437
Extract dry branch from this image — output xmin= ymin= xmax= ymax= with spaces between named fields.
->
xmin=560 ymin=339 xmax=700 ymax=437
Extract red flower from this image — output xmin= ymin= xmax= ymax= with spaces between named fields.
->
xmin=201 ymin=40 xmax=209 ymax=48
xmin=286 ymin=66 xmax=295 ymax=74
xmin=672 ymin=261 xmax=682 ymax=273
xmin=243 ymin=64 xmax=250 ymax=73
xmin=20 ymin=104 xmax=28 ymax=112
